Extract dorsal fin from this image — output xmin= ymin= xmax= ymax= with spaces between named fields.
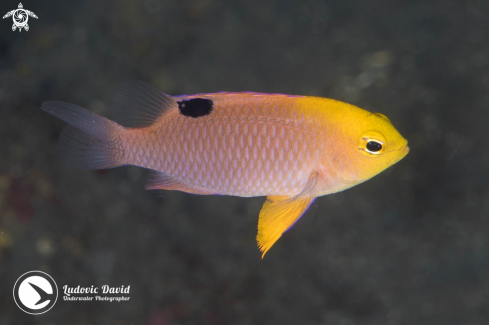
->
xmin=110 ymin=80 xmax=176 ymax=128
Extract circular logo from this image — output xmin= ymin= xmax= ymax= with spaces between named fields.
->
xmin=13 ymin=271 xmax=58 ymax=315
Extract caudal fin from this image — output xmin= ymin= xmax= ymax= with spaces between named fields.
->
xmin=41 ymin=101 xmax=125 ymax=170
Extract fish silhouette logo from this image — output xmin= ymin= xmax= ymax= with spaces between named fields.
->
xmin=13 ymin=271 xmax=58 ymax=314
xmin=3 ymin=3 xmax=38 ymax=32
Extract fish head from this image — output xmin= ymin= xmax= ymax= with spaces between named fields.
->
xmin=353 ymin=112 xmax=409 ymax=181
xmin=324 ymin=110 xmax=409 ymax=188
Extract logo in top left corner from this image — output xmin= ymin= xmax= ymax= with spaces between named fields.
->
xmin=13 ymin=271 xmax=58 ymax=315
xmin=3 ymin=3 xmax=38 ymax=32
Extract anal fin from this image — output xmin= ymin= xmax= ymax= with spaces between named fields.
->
xmin=145 ymin=172 xmax=215 ymax=195
xmin=257 ymin=172 xmax=318 ymax=258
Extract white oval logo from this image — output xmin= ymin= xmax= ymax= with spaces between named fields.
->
xmin=13 ymin=271 xmax=58 ymax=314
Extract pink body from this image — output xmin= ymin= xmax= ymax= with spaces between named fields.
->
xmin=121 ymin=93 xmax=322 ymax=197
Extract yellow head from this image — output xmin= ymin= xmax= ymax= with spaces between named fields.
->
xmin=316 ymin=100 xmax=409 ymax=193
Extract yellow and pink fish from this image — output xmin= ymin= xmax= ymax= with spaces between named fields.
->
xmin=41 ymin=81 xmax=409 ymax=257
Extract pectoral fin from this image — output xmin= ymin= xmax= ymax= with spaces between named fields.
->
xmin=257 ymin=173 xmax=318 ymax=258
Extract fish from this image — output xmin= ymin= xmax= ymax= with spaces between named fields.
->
xmin=40 ymin=81 xmax=409 ymax=257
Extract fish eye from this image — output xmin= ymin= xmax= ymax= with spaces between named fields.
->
xmin=358 ymin=131 xmax=387 ymax=157
xmin=366 ymin=141 xmax=383 ymax=153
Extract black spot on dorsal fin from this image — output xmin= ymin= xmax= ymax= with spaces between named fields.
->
xmin=178 ymin=98 xmax=213 ymax=118
xmin=111 ymin=80 xmax=176 ymax=128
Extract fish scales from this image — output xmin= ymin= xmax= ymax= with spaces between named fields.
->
xmin=125 ymin=94 xmax=322 ymax=197
xmin=40 ymin=81 xmax=409 ymax=257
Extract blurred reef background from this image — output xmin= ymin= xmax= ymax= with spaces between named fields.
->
xmin=1 ymin=0 xmax=489 ymax=324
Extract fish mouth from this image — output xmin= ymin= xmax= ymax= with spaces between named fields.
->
xmin=393 ymin=142 xmax=409 ymax=163
xmin=400 ymin=138 xmax=409 ymax=154
xmin=389 ymin=144 xmax=409 ymax=165
xmin=398 ymin=144 xmax=410 ymax=162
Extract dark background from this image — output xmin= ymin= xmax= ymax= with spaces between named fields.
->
xmin=1 ymin=0 xmax=488 ymax=324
